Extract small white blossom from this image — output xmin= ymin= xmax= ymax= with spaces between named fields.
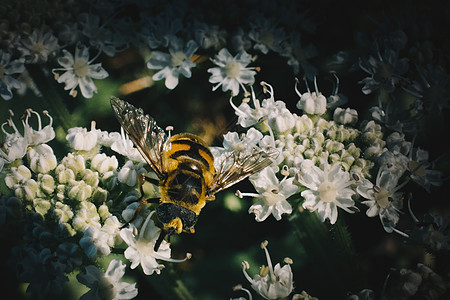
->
xmin=27 ymin=144 xmax=57 ymax=174
xmin=356 ymin=168 xmax=407 ymax=233
xmin=120 ymin=211 xmax=190 ymax=275
xmin=72 ymin=201 xmax=101 ymax=232
xmin=52 ymin=44 xmax=108 ymax=98
xmin=0 ymin=49 xmax=25 ymax=100
xmin=333 ymin=107 xmax=358 ymax=125
xmin=110 ymin=127 xmax=146 ymax=163
xmin=297 ymin=161 xmax=357 ymax=224
xmin=1 ymin=117 xmax=28 ymax=168
xmin=242 ymin=241 xmax=294 ymax=299
xmin=248 ymin=14 xmax=287 ymax=55
xmin=147 ymin=38 xmax=198 ymax=89
xmin=91 ymin=153 xmax=118 ymax=174
xmin=208 ymin=48 xmax=257 ymax=95
xmin=118 ymin=160 xmax=146 ymax=187
xmin=238 ymin=167 xmax=296 ymax=222
xmin=77 ymin=259 xmax=138 ymax=300
xmin=66 ymin=121 xmax=102 ymax=151
xmin=295 ymin=78 xmax=327 ymax=115
xmin=22 ymin=109 xmax=55 ymax=146
xmin=18 ymin=28 xmax=59 ymax=64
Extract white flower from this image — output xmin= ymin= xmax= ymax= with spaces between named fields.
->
xmin=118 ymin=160 xmax=146 ymax=187
xmin=242 ymin=241 xmax=294 ymax=300
xmin=210 ymin=127 xmax=264 ymax=170
xmin=230 ymin=86 xmax=269 ymax=128
xmin=52 ymin=44 xmax=108 ymax=98
xmin=297 ymin=162 xmax=357 ymax=224
xmin=295 ymin=77 xmax=327 ymax=115
xmin=72 ymin=201 xmax=101 ymax=232
xmin=0 ymin=117 xmax=28 ymax=168
xmin=78 ymin=13 xmax=124 ymax=57
xmin=110 ymin=127 xmax=146 ymax=163
xmin=208 ymin=48 xmax=257 ymax=95
xmin=0 ymin=49 xmax=25 ymax=100
xmin=406 ymin=146 xmax=443 ymax=193
xmin=18 ymin=28 xmax=59 ymax=64
xmin=356 ymin=168 xmax=406 ymax=233
xmin=120 ymin=211 xmax=190 ymax=275
xmin=79 ymin=225 xmax=111 ymax=258
xmin=333 ymin=107 xmax=358 ymax=125
xmin=238 ymin=167 xmax=296 ymax=222
xmin=80 ymin=215 xmax=122 ymax=258
xmin=27 ymin=144 xmax=57 ymax=174
xmin=193 ymin=21 xmax=226 ymax=50
xmin=248 ymin=14 xmax=287 ymax=55
xmin=147 ymin=38 xmax=198 ymax=89
xmin=77 ymin=259 xmax=138 ymax=300
xmin=66 ymin=121 xmax=102 ymax=151
xmin=22 ymin=109 xmax=55 ymax=146
xmin=141 ymin=15 xmax=182 ymax=49
xmin=91 ymin=153 xmax=118 ymax=174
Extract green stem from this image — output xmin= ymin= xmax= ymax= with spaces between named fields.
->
xmin=26 ymin=64 xmax=74 ymax=132
xmin=141 ymin=263 xmax=195 ymax=300
xmin=288 ymin=209 xmax=365 ymax=297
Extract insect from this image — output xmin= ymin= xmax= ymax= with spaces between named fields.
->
xmin=110 ymin=97 xmax=277 ymax=251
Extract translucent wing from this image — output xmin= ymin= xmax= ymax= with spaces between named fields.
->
xmin=110 ymin=97 xmax=167 ymax=179
xmin=208 ymin=147 xmax=279 ymax=196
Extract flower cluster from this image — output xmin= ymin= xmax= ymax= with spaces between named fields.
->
xmin=0 ymin=0 xmax=320 ymax=101
xmin=0 ymin=109 xmax=189 ymax=299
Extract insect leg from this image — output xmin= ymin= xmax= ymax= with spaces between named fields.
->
xmin=121 ymin=174 xmax=160 ymax=228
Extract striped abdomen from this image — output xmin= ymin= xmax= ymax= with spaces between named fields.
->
xmin=160 ymin=134 xmax=215 ymax=214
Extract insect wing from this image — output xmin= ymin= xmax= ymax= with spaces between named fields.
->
xmin=110 ymin=97 xmax=167 ymax=178
xmin=208 ymin=147 xmax=278 ymax=196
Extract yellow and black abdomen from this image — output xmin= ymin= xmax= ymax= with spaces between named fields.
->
xmin=160 ymin=134 xmax=215 ymax=215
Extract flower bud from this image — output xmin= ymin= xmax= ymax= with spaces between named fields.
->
xmin=68 ymin=180 xmax=93 ymax=202
xmin=333 ymin=107 xmax=358 ymax=125
xmin=38 ymin=173 xmax=55 ymax=195
xmin=91 ymin=153 xmax=118 ymax=174
xmin=27 ymin=144 xmax=57 ymax=174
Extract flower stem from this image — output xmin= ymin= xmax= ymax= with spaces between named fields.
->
xmin=288 ymin=210 xmax=366 ymax=297
xmin=26 ymin=64 xmax=74 ymax=132
xmin=142 ymin=263 xmax=195 ymax=300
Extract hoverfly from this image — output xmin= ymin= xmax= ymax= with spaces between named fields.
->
xmin=110 ymin=97 xmax=277 ymax=251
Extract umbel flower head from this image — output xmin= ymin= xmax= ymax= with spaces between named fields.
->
xmin=242 ymin=240 xmax=294 ymax=299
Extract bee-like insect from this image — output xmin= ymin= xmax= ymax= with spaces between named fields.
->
xmin=110 ymin=97 xmax=277 ymax=251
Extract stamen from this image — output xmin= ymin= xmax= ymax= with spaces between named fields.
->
xmin=294 ymin=77 xmax=302 ymax=97
xmin=407 ymin=193 xmax=419 ymax=223
xmin=392 ymin=227 xmax=409 ymax=238
xmin=313 ymin=76 xmax=319 ymax=94
xmin=229 ymin=96 xmax=249 ymax=117
xmin=260 ymin=240 xmax=276 ymax=282
xmin=42 ymin=110 xmax=53 ymax=126
xmin=241 ymin=261 xmax=254 ymax=284
xmin=331 ymin=72 xmax=340 ymax=95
